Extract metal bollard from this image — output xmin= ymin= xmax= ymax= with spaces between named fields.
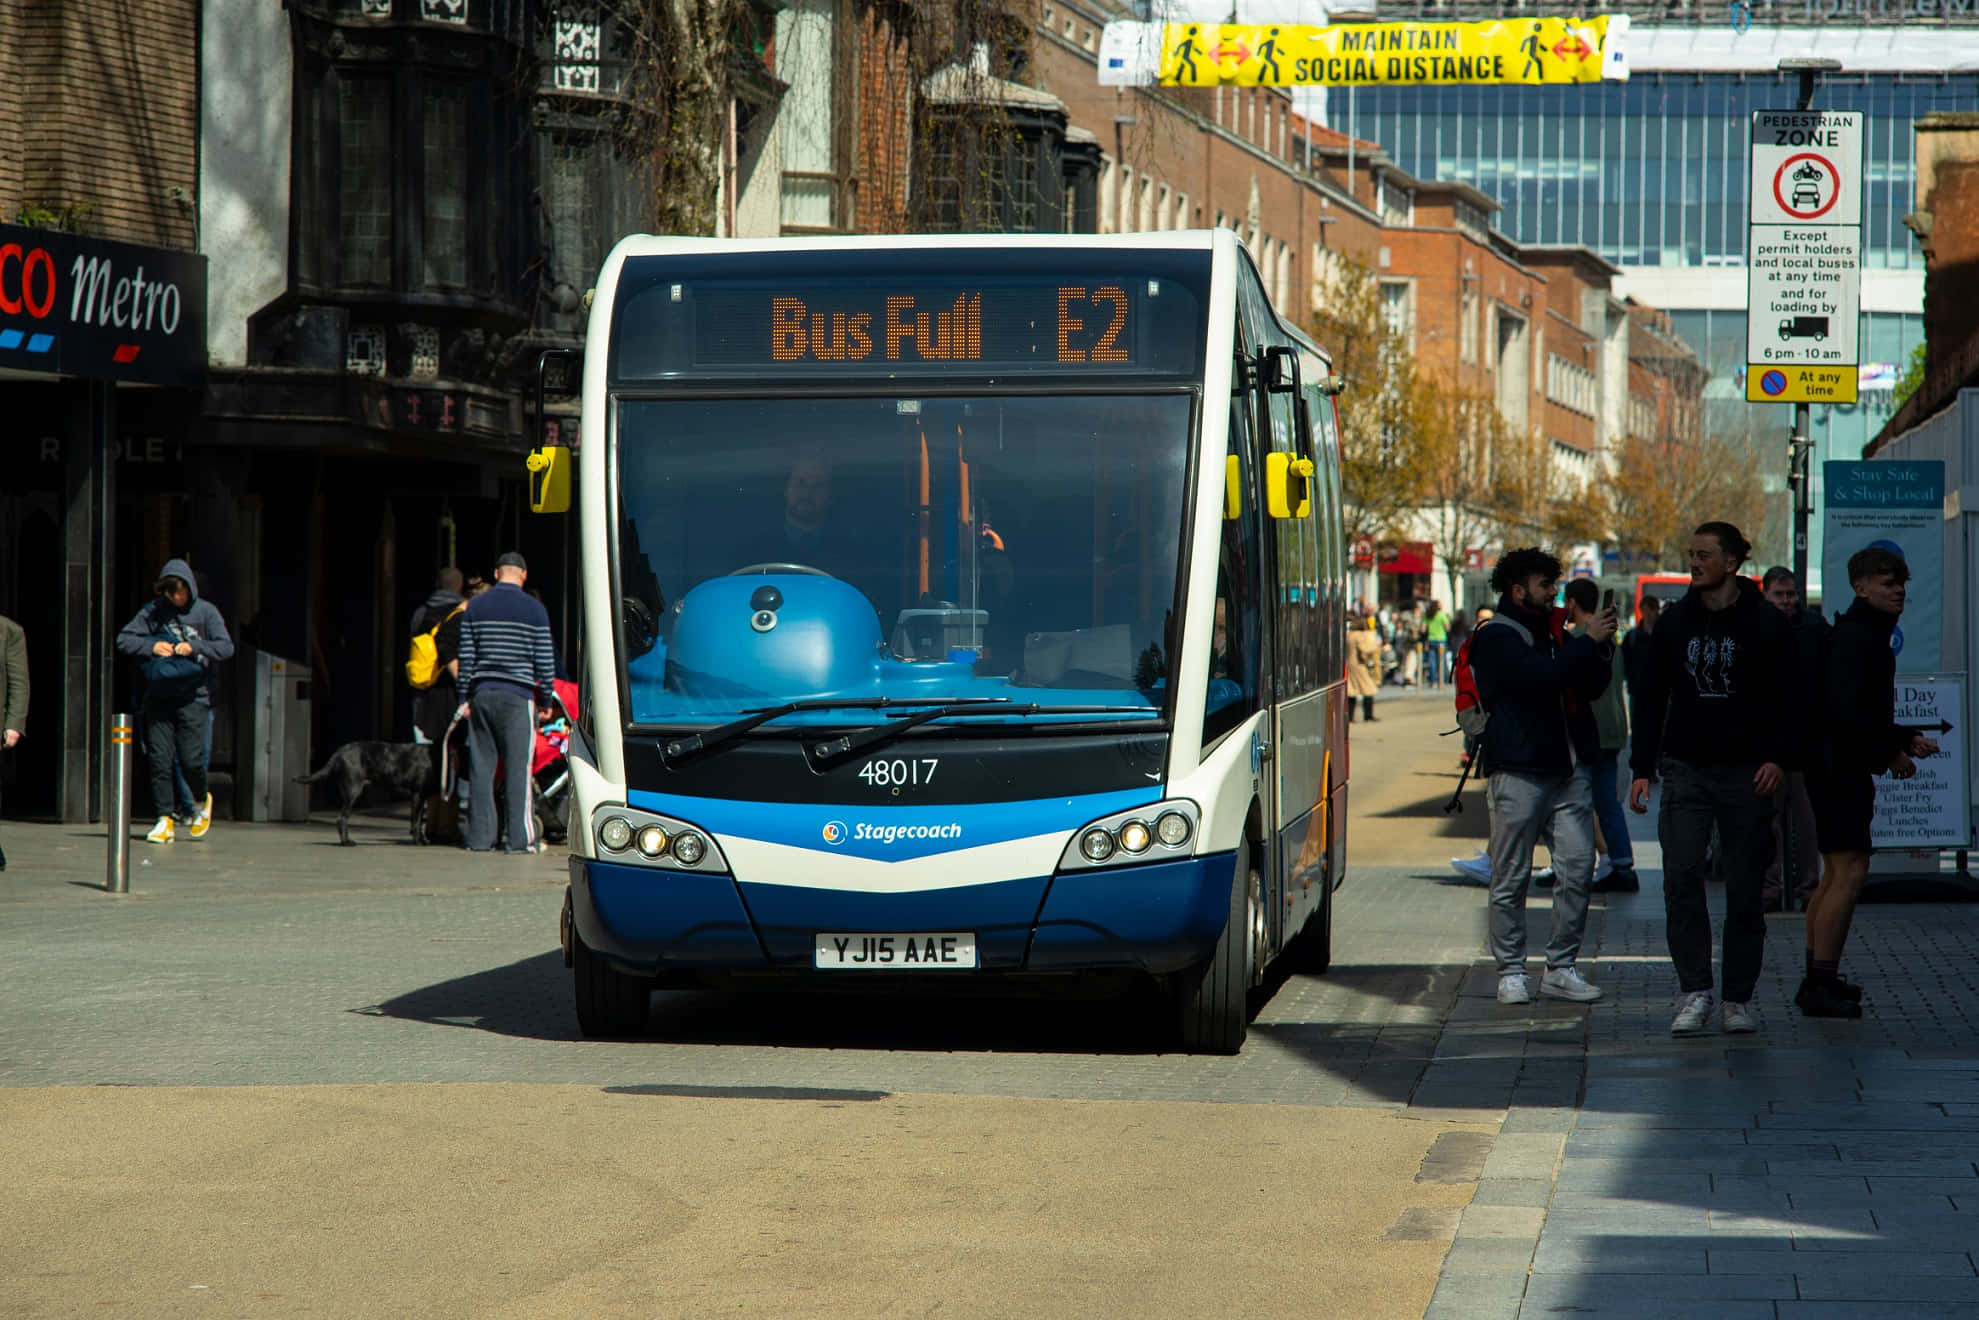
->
xmin=107 ymin=713 xmax=133 ymax=893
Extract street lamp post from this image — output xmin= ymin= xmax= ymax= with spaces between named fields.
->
xmin=1776 ymin=57 xmax=1842 ymax=600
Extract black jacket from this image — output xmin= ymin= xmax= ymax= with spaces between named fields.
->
xmin=1819 ymin=599 xmax=1908 ymax=778
xmin=1471 ymin=595 xmax=1611 ymax=778
xmin=1628 ymin=577 xmax=1794 ymax=777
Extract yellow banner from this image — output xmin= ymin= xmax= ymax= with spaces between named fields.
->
xmin=1158 ymin=19 xmax=1623 ymax=87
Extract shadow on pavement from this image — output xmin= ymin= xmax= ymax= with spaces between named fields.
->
xmin=358 ymin=951 xmax=578 ymax=1040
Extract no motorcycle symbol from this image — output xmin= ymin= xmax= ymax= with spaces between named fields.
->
xmin=1774 ymin=153 xmax=1839 ymax=220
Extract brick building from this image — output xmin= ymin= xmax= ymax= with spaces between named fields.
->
xmin=0 ymin=0 xmax=210 ymax=822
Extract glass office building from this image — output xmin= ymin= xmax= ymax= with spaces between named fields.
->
xmin=1333 ymin=29 xmax=1979 ymax=593
xmin=1350 ymin=74 xmax=1974 ymax=269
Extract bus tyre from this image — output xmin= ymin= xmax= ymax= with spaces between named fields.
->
xmin=572 ymin=932 xmax=651 ymax=1038
xmin=1171 ymin=860 xmax=1257 ymax=1055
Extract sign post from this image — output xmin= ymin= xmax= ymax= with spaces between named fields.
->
xmin=1744 ymin=108 xmax=1864 ymax=409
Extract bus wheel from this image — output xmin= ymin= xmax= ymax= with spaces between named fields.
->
xmin=572 ymin=933 xmax=651 ymax=1038
xmin=1171 ymin=858 xmax=1257 ymax=1055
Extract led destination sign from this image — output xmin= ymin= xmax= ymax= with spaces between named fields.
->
xmin=610 ymin=251 xmax=1209 ymax=381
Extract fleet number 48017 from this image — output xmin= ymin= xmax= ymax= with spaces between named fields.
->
xmin=858 ymin=757 xmax=938 ymax=787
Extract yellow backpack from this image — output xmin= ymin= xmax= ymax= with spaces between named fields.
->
xmin=405 ymin=603 xmax=466 ymax=690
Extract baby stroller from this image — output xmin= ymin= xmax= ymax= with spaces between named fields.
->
xmin=414 ymin=678 xmax=579 ymax=847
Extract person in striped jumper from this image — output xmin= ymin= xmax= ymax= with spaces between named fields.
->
xmin=457 ymin=551 xmax=558 ymax=853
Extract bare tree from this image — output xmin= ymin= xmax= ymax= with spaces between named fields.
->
xmin=622 ymin=0 xmax=753 ymax=235
xmin=1415 ymin=379 xmax=1510 ymax=605
xmin=1310 ymin=257 xmax=1429 ymax=547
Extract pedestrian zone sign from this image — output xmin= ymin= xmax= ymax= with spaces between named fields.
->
xmin=1746 ymin=110 xmax=1863 ymax=403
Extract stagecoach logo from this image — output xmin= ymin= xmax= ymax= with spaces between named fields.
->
xmin=820 ymin=819 xmax=966 ymax=847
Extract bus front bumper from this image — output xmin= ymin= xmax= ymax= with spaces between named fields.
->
xmin=567 ymin=851 xmax=1237 ymax=980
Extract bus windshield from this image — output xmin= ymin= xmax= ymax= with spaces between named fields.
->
xmin=614 ymin=392 xmax=1195 ymax=728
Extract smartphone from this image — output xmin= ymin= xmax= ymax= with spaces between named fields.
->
xmin=1602 ymin=589 xmax=1617 ymax=613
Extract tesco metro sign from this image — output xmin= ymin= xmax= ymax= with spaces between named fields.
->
xmin=0 ymin=222 xmax=206 ymax=387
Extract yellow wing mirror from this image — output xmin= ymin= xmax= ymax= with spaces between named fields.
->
xmin=526 ymin=446 xmax=571 ymax=513
xmin=529 ymin=347 xmax=580 ymax=514
xmin=1265 ymin=452 xmax=1314 ymax=519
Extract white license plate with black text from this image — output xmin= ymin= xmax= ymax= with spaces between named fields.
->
xmin=814 ymin=932 xmax=978 ymax=969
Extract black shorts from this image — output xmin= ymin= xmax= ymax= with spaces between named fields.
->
xmin=1807 ymin=772 xmax=1875 ymax=854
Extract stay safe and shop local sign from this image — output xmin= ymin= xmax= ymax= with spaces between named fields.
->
xmin=1098 ymin=17 xmax=1631 ymax=88
xmin=1873 ymin=680 xmax=1967 ymax=850
xmin=1745 ymin=110 xmax=1863 ymax=404
xmin=0 ymin=223 xmax=208 ymax=388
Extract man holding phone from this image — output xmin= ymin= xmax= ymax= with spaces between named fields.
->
xmin=1471 ymin=547 xmax=1618 ymax=1006
xmin=1564 ymin=581 xmax=1636 ymax=891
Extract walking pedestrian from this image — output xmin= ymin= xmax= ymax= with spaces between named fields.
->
xmin=1563 ymin=580 xmax=1637 ymax=892
xmin=1628 ymin=522 xmax=1793 ymax=1036
xmin=0 ymin=611 xmax=25 ymax=871
xmin=1472 ymin=547 xmax=1617 ymax=1005
xmin=1346 ymin=617 xmax=1381 ymax=722
xmin=1621 ymin=594 xmax=1660 ymax=699
xmin=1760 ymin=565 xmax=1826 ymax=911
xmin=1423 ymin=599 xmax=1452 ymax=689
xmin=1394 ymin=603 xmax=1423 ymax=687
xmin=1797 ymin=547 xmax=1938 ymax=1017
xmin=116 ymin=559 xmax=235 ymax=844
xmin=457 ymin=552 xmax=558 ymax=854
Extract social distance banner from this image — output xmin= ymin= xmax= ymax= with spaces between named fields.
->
xmin=1101 ymin=18 xmax=1630 ymax=88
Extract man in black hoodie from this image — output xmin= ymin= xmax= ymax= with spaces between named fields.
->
xmin=1471 ymin=547 xmax=1617 ymax=1007
xmin=1628 ymin=522 xmax=1793 ymax=1036
xmin=1796 ymin=546 xmax=1938 ymax=1017
xmin=116 ymin=558 xmax=235 ymax=844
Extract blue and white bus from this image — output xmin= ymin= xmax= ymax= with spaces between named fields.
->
xmin=548 ymin=231 xmax=1351 ymax=1053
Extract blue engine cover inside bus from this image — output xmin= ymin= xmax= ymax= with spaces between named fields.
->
xmin=665 ymin=574 xmax=887 ymax=699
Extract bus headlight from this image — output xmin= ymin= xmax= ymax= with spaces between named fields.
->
xmin=1059 ymin=800 xmax=1201 ymax=872
xmin=1155 ymin=812 xmax=1193 ymax=848
xmin=1118 ymin=820 xmax=1152 ymax=854
xmin=590 ymin=804 xmax=730 ymax=874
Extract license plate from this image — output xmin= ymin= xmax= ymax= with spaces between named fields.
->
xmin=814 ymin=932 xmax=978 ymax=970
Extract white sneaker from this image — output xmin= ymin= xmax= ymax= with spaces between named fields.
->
xmin=1721 ymin=1000 xmax=1758 ymax=1034
xmin=1670 ymin=990 xmax=1715 ymax=1036
xmin=1541 ymin=966 xmax=1604 ymax=1002
xmin=1593 ymin=855 xmax=1614 ymax=883
xmin=1451 ymin=852 xmax=1492 ymax=884
xmin=1497 ymin=973 xmax=1533 ymax=1004
xmin=145 ymin=815 xmax=175 ymax=845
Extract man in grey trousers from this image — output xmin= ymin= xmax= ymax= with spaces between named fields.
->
xmin=1469 ymin=547 xmax=1618 ymax=1005
xmin=457 ymin=552 xmax=558 ymax=854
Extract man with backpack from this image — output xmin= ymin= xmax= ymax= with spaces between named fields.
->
xmin=1628 ymin=522 xmax=1794 ymax=1036
xmin=1466 ymin=546 xmax=1617 ymax=1005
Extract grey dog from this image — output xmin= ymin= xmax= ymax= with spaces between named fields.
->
xmin=295 ymin=742 xmax=436 ymax=846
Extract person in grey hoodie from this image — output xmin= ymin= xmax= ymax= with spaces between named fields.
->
xmin=116 ymin=559 xmax=234 ymax=843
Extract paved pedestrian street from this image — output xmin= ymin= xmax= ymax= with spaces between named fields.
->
xmin=6 ymin=692 xmax=1979 ymax=1316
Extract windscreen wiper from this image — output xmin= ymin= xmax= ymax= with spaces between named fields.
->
xmin=806 ymin=702 xmax=1155 ymax=764
xmin=659 ymin=697 xmax=1007 ymax=768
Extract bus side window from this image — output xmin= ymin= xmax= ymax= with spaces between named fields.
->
xmin=1205 ymin=385 xmax=1262 ymax=750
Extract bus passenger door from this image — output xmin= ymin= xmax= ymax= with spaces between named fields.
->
xmin=1260 ymin=350 xmax=1329 ymax=946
